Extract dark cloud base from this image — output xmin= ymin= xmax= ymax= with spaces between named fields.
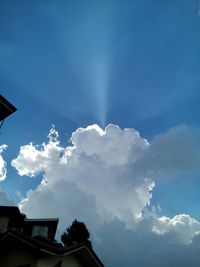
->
xmin=95 ymin=218 xmax=200 ymax=267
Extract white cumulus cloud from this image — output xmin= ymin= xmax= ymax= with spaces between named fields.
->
xmin=11 ymin=124 xmax=200 ymax=267
xmin=0 ymin=144 xmax=7 ymax=181
xmin=12 ymin=124 xmax=154 ymax=228
xmin=141 ymin=211 xmax=200 ymax=244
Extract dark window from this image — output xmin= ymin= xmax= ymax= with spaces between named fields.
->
xmin=32 ymin=225 xmax=49 ymax=238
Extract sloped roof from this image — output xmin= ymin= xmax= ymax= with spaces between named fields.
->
xmin=0 ymin=230 xmax=104 ymax=267
xmin=0 ymin=206 xmax=22 ymax=218
xmin=0 ymin=95 xmax=17 ymax=122
xmin=0 ymin=206 xmax=24 ymax=224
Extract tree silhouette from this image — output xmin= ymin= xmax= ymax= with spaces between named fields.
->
xmin=61 ymin=219 xmax=92 ymax=248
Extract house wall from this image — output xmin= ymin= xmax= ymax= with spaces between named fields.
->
xmin=37 ymin=254 xmax=83 ymax=267
xmin=0 ymin=216 xmax=9 ymax=233
xmin=1 ymin=251 xmax=85 ymax=267
xmin=62 ymin=255 xmax=84 ymax=267
xmin=0 ymin=247 xmax=38 ymax=267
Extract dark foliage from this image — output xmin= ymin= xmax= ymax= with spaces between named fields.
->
xmin=61 ymin=219 xmax=92 ymax=248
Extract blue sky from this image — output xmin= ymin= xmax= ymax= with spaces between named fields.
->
xmin=1 ymin=1 xmax=200 ymax=266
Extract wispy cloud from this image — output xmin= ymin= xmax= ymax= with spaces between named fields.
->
xmin=0 ymin=190 xmax=15 ymax=205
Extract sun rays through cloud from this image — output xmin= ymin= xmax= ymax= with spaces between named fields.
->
xmin=58 ymin=1 xmax=114 ymax=127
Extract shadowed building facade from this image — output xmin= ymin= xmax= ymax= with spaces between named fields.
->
xmin=0 ymin=206 xmax=104 ymax=267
